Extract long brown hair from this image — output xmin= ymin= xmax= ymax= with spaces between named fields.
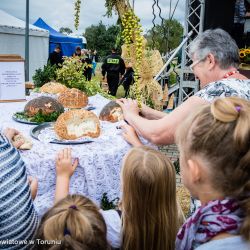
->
xmin=121 ymin=146 xmax=181 ymax=250
xmin=35 ymin=195 xmax=110 ymax=250
xmin=176 ymin=97 xmax=250 ymax=241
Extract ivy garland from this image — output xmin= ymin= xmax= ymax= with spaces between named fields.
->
xmin=121 ymin=10 xmax=143 ymax=107
xmin=74 ymin=0 xmax=81 ymax=30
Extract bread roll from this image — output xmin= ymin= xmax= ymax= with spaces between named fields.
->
xmin=24 ymin=96 xmax=64 ymax=117
xmin=13 ymin=134 xmax=33 ymax=150
xmin=99 ymin=101 xmax=123 ymax=123
xmin=54 ymin=110 xmax=100 ymax=140
xmin=40 ymin=81 xmax=67 ymax=94
xmin=58 ymin=88 xmax=88 ymax=109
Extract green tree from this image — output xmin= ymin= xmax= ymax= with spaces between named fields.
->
xmin=59 ymin=27 xmax=73 ymax=34
xmin=145 ymin=19 xmax=184 ymax=54
xmin=83 ymin=21 xmax=122 ymax=60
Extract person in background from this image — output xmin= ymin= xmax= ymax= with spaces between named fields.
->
xmin=0 ymin=128 xmax=38 ymax=249
xmin=81 ymin=49 xmax=93 ymax=81
xmin=48 ymin=45 xmax=63 ymax=67
xmin=232 ymin=0 xmax=247 ymax=48
xmin=72 ymin=46 xmax=82 ymax=57
xmin=102 ymin=48 xmax=126 ymax=96
xmin=175 ymin=97 xmax=250 ymax=250
xmin=119 ymin=62 xmax=134 ymax=97
xmin=90 ymin=50 xmax=99 ymax=76
xmin=52 ymin=147 xmax=184 ymax=250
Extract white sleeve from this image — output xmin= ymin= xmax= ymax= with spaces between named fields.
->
xmin=100 ymin=209 xmax=122 ymax=248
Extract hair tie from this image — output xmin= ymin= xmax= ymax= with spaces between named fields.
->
xmin=64 ymin=228 xmax=71 ymax=236
xmin=235 ymin=106 xmax=241 ymax=113
xmin=69 ymin=205 xmax=77 ymax=210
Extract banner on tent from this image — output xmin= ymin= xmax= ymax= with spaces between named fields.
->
xmin=0 ymin=55 xmax=26 ymax=102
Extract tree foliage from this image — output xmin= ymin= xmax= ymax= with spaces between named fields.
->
xmin=83 ymin=22 xmax=122 ymax=59
xmin=59 ymin=27 xmax=73 ymax=34
xmin=145 ymin=19 xmax=184 ymax=54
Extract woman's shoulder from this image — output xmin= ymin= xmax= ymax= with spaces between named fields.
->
xmin=195 ymin=78 xmax=250 ymax=102
xmin=195 ymin=236 xmax=250 ymax=250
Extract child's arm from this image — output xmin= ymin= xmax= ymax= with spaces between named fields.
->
xmin=55 ymin=148 xmax=78 ymax=203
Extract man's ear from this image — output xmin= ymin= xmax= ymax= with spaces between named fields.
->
xmin=207 ymin=53 xmax=216 ymax=71
xmin=187 ymin=158 xmax=201 ymax=183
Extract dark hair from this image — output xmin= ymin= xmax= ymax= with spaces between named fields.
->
xmin=55 ymin=45 xmax=61 ymax=50
xmin=76 ymin=46 xmax=81 ymax=51
xmin=111 ymin=47 xmax=117 ymax=52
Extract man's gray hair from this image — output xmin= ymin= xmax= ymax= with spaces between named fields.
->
xmin=189 ymin=28 xmax=240 ymax=69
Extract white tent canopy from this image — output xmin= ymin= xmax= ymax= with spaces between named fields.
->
xmin=0 ymin=9 xmax=49 ymax=80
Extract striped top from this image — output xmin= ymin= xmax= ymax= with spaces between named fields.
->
xmin=0 ymin=134 xmax=38 ymax=249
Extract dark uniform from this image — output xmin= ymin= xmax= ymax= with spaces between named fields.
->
xmin=102 ymin=52 xmax=126 ymax=96
xmin=48 ymin=51 xmax=63 ymax=66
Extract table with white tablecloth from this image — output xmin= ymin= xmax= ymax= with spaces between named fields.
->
xmin=0 ymin=94 xmax=132 ymax=217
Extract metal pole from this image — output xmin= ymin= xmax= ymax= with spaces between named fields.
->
xmin=25 ymin=0 xmax=29 ymax=81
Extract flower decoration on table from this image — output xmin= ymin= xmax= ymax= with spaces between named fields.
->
xmin=239 ymin=48 xmax=250 ymax=64
xmin=56 ymin=56 xmax=114 ymax=99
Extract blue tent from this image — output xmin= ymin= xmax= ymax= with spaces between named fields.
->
xmin=33 ymin=18 xmax=84 ymax=57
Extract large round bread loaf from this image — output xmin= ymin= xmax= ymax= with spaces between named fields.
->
xmin=40 ymin=81 xmax=67 ymax=94
xmin=54 ymin=110 xmax=100 ymax=140
xmin=58 ymin=88 xmax=88 ymax=108
xmin=24 ymin=96 xmax=64 ymax=117
xmin=99 ymin=101 xmax=123 ymax=123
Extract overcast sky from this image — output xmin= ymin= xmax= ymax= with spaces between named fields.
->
xmin=0 ymin=0 xmax=185 ymax=34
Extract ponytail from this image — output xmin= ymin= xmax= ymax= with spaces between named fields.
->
xmin=35 ymin=195 xmax=110 ymax=249
xmin=177 ymin=97 xmax=250 ymax=241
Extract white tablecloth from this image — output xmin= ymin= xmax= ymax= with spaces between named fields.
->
xmin=0 ymin=94 xmax=131 ymax=217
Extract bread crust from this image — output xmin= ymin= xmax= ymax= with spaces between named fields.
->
xmin=54 ymin=110 xmax=100 ymax=140
xmin=58 ymin=88 xmax=88 ymax=108
xmin=99 ymin=101 xmax=123 ymax=123
xmin=40 ymin=82 xmax=67 ymax=94
xmin=24 ymin=96 xmax=64 ymax=117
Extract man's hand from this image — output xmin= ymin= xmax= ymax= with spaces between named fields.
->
xmin=56 ymin=148 xmax=78 ymax=179
xmin=121 ymin=123 xmax=143 ymax=147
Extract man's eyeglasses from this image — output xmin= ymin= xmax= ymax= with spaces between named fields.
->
xmin=189 ymin=58 xmax=205 ymax=72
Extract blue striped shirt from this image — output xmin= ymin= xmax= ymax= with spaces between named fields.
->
xmin=0 ymin=134 xmax=38 ymax=249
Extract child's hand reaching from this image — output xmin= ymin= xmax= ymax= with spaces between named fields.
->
xmin=55 ymin=148 xmax=79 ymax=203
xmin=56 ymin=148 xmax=78 ymax=179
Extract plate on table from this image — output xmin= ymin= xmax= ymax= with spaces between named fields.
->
xmin=12 ymin=112 xmax=40 ymax=125
xmin=30 ymin=123 xmax=94 ymax=145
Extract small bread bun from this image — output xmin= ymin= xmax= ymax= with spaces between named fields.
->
xmin=40 ymin=82 xmax=67 ymax=94
xmin=58 ymin=88 xmax=88 ymax=108
xmin=13 ymin=134 xmax=33 ymax=150
xmin=99 ymin=101 xmax=124 ymax=123
xmin=54 ymin=110 xmax=100 ymax=140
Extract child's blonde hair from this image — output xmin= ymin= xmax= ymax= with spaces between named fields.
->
xmin=176 ymin=97 xmax=250 ymax=241
xmin=36 ymin=195 xmax=110 ymax=250
xmin=121 ymin=146 xmax=181 ymax=250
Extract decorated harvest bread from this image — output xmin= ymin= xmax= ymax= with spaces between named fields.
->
xmin=99 ymin=101 xmax=124 ymax=123
xmin=54 ymin=110 xmax=100 ymax=140
xmin=40 ymin=81 xmax=67 ymax=94
xmin=58 ymin=88 xmax=88 ymax=108
xmin=24 ymin=96 xmax=64 ymax=117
